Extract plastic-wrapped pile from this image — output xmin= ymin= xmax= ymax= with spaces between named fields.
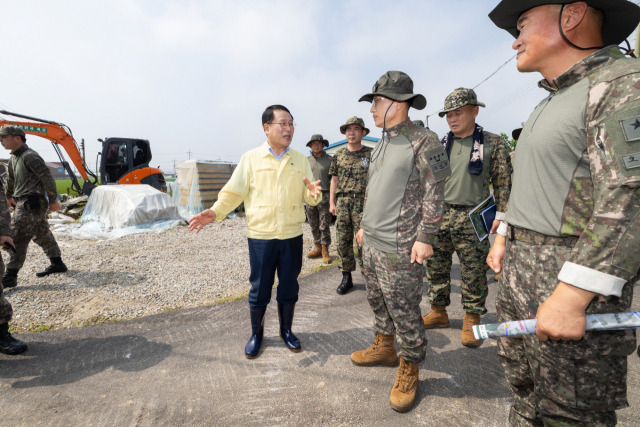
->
xmin=52 ymin=185 xmax=184 ymax=240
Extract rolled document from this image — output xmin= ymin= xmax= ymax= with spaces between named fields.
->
xmin=473 ymin=312 xmax=640 ymax=340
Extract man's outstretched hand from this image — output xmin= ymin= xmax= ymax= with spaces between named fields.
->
xmin=303 ymin=177 xmax=322 ymax=200
xmin=188 ymin=209 xmax=217 ymax=233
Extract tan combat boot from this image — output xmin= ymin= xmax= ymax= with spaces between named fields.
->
xmin=307 ymin=243 xmax=322 ymax=258
xmin=461 ymin=312 xmax=481 ymax=348
xmin=390 ymin=358 xmax=419 ymax=412
xmin=350 ymin=333 xmax=398 ymax=367
xmin=422 ymin=305 xmax=449 ymax=329
xmin=321 ymin=245 xmax=331 ymax=263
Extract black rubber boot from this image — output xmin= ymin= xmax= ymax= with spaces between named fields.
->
xmin=244 ymin=306 xmax=267 ymax=359
xmin=1 ymin=268 xmax=19 ymax=289
xmin=278 ymin=303 xmax=300 ymax=352
xmin=336 ymin=271 xmax=353 ymax=295
xmin=0 ymin=323 xmax=27 ymax=355
xmin=36 ymin=257 xmax=68 ymax=277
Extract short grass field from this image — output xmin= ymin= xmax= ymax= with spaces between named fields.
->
xmin=55 ymin=178 xmax=99 ymax=196
xmin=55 ymin=179 xmax=79 ymax=196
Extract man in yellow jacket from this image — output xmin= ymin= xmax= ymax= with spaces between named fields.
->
xmin=189 ymin=104 xmax=322 ymax=359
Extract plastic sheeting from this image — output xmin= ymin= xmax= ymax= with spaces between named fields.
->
xmin=170 ymin=161 xmax=201 ymax=219
xmin=170 ymin=160 xmax=236 ymax=219
xmin=52 ymin=185 xmax=185 ymax=240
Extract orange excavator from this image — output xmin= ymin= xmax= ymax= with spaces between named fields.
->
xmin=0 ymin=110 xmax=166 ymax=195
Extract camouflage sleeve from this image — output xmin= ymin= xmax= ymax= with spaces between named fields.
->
xmin=414 ymin=131 xmax=450 ymax=245
xmin=6 ymin=160 xmax=14 ymax=199
xmin=328 ymin=152 xmax=338 ymax=177
xmin=558 ymin=72 xmax=640 ymax=296
xmin=0 ymin=185 xmax=12 ymax=236
xmin=24 ymin=151 xmax=58 ymax=202
xmin=487 ymin=132 xmax=513 ymax=214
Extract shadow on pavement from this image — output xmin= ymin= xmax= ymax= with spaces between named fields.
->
xmin=0 ymin=335 xmax=171 ymax=388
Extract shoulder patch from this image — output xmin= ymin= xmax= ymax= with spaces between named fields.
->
xmin=425 ymin=145 xmax=451 ymax=182
xmin=620 ymin=117 xmax=640 ymax=142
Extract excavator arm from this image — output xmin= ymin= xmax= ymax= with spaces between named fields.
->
xmin=0 ymin=110 xmax=97 ymax=195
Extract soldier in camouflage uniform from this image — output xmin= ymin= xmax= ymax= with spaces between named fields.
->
xmin=351 ymin=71 xmax=450 ymax=412
xmin=0 ymin=125 xmax=67 ymax=289
xmin=328 ymin=117 xmax=372 ymax=295
xmin=306 ymin=134 xmax=333 ymax=264
xmin=0 ymin=160 xmax=27 ymax=354
xmin=487 ymin=1 xmax=640 ymax=425
xmin=423 ymin=88 xmax=512 ymax=348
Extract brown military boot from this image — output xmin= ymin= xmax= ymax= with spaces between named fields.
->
xmin=422 ymin=305 xmax=449 ymax=329
xmin=350 ymin=333 xmax=398 ymax=367
xmin=390 ymin=358 xmax=419 ymax=412
xmin=306 ymin=243 xmax=322 ymax=258
xmin=321 ymin=244 xmax=331 ymax=263
xmin=461 ymin=312 xmax=481 ymax=348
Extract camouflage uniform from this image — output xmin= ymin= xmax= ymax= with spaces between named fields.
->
xmin=496 ymin=47 xmax=640 ymax=425
xmin=307 ymin=150 xmax=333 ymax=246
xmin=0 ymin=185 xmax=14 ymax=325
xmin=7 ymin=144 xmax=62 ymax=270
xmin=426 ymin=125 xmax=512 ymax=315
xmin=360 ymin=120 xmax=450 ymax=361
xmin=329 ymin=145 xmax=372 ymax=271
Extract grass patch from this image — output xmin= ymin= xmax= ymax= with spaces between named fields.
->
xmin=77 ymin=316 xmax=118 ymax=328
xmin=22 ymin=323 xmax=56 ymax=333
xmin=55 ymin=179 xmax=80 ymax=196
xmin=215 ymin=292 xmax=249 ymax=304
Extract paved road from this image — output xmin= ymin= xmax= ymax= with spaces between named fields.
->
xmin=1 ymin=264 xmax=638 ymax=426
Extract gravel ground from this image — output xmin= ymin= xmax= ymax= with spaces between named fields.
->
xmin=4 ymin=218 xmax=338 ymax=332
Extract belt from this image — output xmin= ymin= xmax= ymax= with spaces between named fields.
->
xmin=338 ymin=193 xmax=364 ymax=198
xmin=445 ymin=203 xmax=473 ymax=210
xmin=508 ymin=226 xmax=579 ymax=247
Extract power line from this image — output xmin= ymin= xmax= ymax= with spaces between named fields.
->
xmin=426 ymin=54 xmax=517 ymax=121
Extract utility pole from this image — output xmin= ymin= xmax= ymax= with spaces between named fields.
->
xmin=81 ymin=138 xmax=86 ymax=163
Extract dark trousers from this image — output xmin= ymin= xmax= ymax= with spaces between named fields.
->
xmin=248 ymin=235 xmax=303 ymax=309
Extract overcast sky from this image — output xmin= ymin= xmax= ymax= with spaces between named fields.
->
xmin=1 ymin=0 xmax=637 ymax=174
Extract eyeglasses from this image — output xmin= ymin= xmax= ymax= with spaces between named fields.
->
xmin=371 ymin=97 xmax=389 ymax=107
xmin=267 ymin=122 xmax=296 ymax=130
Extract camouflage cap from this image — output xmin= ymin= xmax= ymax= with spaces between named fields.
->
xmin=489 ymin=0 xmax=640 ymax=46
xmin=339 ymin=116 xmax=370 ymax=136
xmin=412 ymin=120 xmax=425 ymax=128
xmin=359 ymin=71 xmax=427 ymax=110
xmin=438 ymin=88 xmax=486 ymax=118
xmin=0 ymin=125 xmax=25 ymax=138
xmin=306 ymin=134 xmax=329 ymax=148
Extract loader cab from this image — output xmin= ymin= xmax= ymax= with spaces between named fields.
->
xmin=100 ymin=137 xmax=167 ymax=192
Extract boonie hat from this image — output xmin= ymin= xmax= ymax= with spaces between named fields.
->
xmin=339 ymin=116 xmax=370 ymax=136
xmin=0 ymin=125 xmax=25 ymax=138
xmin=489 ymin=0 xmax=640 ymax=46
xmin=359 ymin=71 xmax=427 ymax=110
xmin=438 ymin=88 xmax=485 ymax=118
xmin=306 ymin=134 xmax=329 ymax=148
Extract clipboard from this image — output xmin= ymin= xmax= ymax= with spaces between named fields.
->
xmin=468 ymin=195 xmax=496 ymax=241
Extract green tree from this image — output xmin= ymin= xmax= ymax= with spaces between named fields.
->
xmin=500 ymin=132 xmax=517 ymax=152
